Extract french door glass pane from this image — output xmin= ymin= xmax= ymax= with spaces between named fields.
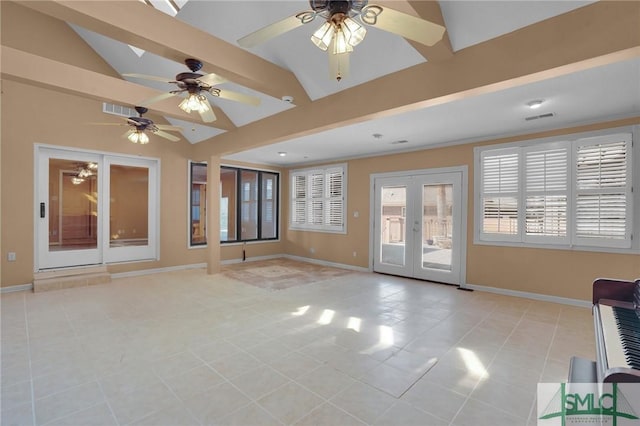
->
xmin=49 ymin=159 xmax=98 ymax=251
xmin=422 ymin=184 xmax=453 ymax=271
xmin=240 ymin=170 xmax=258 ymax=240
xmin=109 ymin=165 xmax=148 ymax=247
xmin=260 ymin=172 xmax=277 ymax=239
xmin=380 ymin=186 xmax=406 ymax=266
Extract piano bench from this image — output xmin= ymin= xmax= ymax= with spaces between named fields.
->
xmin=568 ymin=356 xmax=597 ymax=383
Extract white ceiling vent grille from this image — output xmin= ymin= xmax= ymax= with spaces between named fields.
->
xmin=103 ymin=103 xmax=137 ymax=118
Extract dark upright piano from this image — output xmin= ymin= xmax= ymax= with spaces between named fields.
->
xmin=569 ymin=278 xmax=640 ymax=383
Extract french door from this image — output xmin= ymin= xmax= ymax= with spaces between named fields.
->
xmin=36 ymin=146 xmax=159 ymax=270
xmin=373 ymin=169 xmax=465 ymax=285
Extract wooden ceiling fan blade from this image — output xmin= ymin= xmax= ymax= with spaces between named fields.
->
xmin=215 ymin=89 xmax=261 ymax=106
xmin=197 ymin=73 xmax=227 ymax=87
xmin=198 ymin=97 xmax=217 ymax=123
xmin=153 ymin=130 xmax=180 ymax=142
xmin=138 ymin=92 xmax=177 ymax=107
xmin=238 ymin=13 xmax=310 ymax=48
xmin=366 ymin=6 xmax=446 ymax=46
xmin=155 ymin=124 xmax=183 ymax=131
xmin=122 ymin=73 xmax=171 ymax=83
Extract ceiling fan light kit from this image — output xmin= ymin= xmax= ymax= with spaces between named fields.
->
xmin=127 ymin=129 xmax=150 ymax=144
xmin=178 ymin=93 xmax=211 ymax=115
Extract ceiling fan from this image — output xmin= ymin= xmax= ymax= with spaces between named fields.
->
xmin=90 ymin=106 xmax=182 ymax=144
xmin=124 ymin=59 xmax=261 ymax=123
xmin=237 ymin=0 xmax=446 ymax=81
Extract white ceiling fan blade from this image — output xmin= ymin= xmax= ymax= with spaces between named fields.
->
xmin=122 ymin=73 xmax=171 ymax=84
xmin=155 ymin=124 xmax=183 ymax=131
xmin=238 ymin=13 xmax=312 ymax=48
xmin=198 ymin=97 xmax=217 ymax=123
xmin=153 ymin=130 xmax=181 ymax=142
xmin=197 ymin=73 xmax=227 ymax=87
xmin=138 ymin=92 xmax=177 ymax=107
xmin=215 ymin=89 xmax=261 ymax=106
xmin=364 ymin=5 xmax=446 ymax=46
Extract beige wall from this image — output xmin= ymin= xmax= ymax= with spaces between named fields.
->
xmin=2 ymin=2 xmax=638 ymax=301
xmin=284 ymin=118 xmax=640 ymax=301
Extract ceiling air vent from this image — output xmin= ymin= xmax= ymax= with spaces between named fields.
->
xmin=103 ymin=102 xmax=137 ymax=118
xmin=525 ymin=112 xmax=555 ymax=121
xmin=391 ymin=140 xmax=409 ymax=145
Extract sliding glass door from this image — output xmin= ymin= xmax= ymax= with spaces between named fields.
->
xmin=36 ymin=146 xmax=159 ymax=270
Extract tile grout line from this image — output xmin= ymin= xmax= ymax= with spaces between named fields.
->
xmin=446 ymin=301 xmax=531 ymax=426
xmin=528 ymin=307 xmax=563 ymax=425
xmin=23 ymin=292 xmax=37 ymax=426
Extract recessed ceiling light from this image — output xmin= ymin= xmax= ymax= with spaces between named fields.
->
xmin=278 ymin=152 xmax=287 ymax=157
xmin=527 ymin=100 xmax=544 ymax=109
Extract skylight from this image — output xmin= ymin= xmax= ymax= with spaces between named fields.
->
xmin=130 ymin=0 xmax=186 ymax=56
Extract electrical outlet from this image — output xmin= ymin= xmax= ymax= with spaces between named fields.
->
xmin=353 ymin=251 xmax=357 ymax=257
xmin=310 ymin=247 xmax=315 ymax=254
xmin=7 ymin=252 xmax=16 ymax=262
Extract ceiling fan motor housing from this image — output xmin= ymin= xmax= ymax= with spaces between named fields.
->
xmin=310 ymin=0 xmax=367 ymax=14
xmin=175 ymin=72 xmax=208 ymax=89
xmin=129 ymin=117 xmax=154 ymax=130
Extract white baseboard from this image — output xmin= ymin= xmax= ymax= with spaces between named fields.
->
xmin=465 ymin=283 xmax=591 ymax=308
xmin=111 ymin=263 xmax=207 ymax=279
xmin=1 ymin=283 xmax=34 ymax=294
xmin=221 ymin=254 xmax=283 ymax=265
xmin=284 ymin=254 xmax=370 ymax=273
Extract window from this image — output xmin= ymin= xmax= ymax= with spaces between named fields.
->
xmin=221 ymin=166 xmax=279 ymax=243
xmin=190 ymin=164 xmax=280 ymax=245
xmin=476 ymin=132 xmax=634 ymax=250
xmin=189 ymin=162 xmax=207 ymax=246
xmin=290 ymin=164 xmax=346 ymax=233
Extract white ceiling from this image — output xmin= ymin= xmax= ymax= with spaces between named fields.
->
xmin=67 ymin=0 xmax=640 ymax=167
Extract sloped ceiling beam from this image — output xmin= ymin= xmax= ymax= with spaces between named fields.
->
xmin=0 ymin=46 xmax=236 ymax=131
xmin=375 ymin=0 xmax=453 ymax=62
xmin=19 ymin=0 xmax=311 ymax=106
xmin=193 ymin=1 xmax=640 ymax=158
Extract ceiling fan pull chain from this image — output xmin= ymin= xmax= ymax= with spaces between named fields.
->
xmin=360 ymin=5 xmax=382 ymax=26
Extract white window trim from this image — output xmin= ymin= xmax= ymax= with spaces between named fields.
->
xmin=473 ymin=126 xmax=638 ymax=254
xmin=289 ymin=163 xmax=347 ymax=234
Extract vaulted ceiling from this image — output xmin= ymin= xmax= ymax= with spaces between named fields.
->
xmin=2 ymin=1 xmax=639 ymax=166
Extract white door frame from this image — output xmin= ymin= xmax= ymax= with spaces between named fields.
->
xmin=34 ymin=144 xmax=160 ymax=271
xmin=369 ymin=166 xmax=468 ymax=286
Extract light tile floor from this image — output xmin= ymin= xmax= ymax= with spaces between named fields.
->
xmin=1 ymin=267 xmax=595 ymax=426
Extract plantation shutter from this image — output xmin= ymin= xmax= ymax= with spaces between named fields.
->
xmin=309 ymin=172 xmax=325 ymax=225
xmin=480 ymin=149 xmax=520 ymax=240
xmin=290 ymin=165 xmax=346 ymax=232
xmin=327 ymin=168 xmax=344 ymax=226
xmin=292 ymin=174 xmax=307 ymax=225
xmin=574 ymin=134 xmax=631 ymax=248
xmin=524 ymin=144 xmax=570 ymax=243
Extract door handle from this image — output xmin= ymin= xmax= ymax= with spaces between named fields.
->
xmin=40 ymin=202 xmax=46 ymax=218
